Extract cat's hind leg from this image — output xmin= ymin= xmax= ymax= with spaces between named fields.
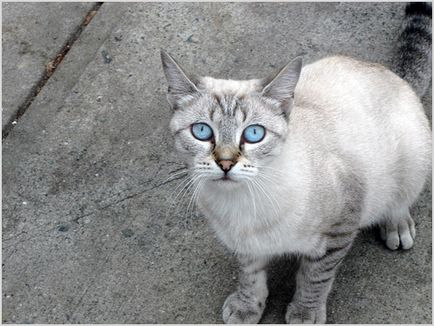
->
xmin=379 ymin=206 xmax=416 ymax=250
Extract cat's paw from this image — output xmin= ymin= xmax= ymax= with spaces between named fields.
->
xmin=222 ymin=291 xmax=265 ymax=324
xmin=285 ymin=303 xmax=326 ymax=324
xmin=380 ymin=215 xmax=416 ymax=250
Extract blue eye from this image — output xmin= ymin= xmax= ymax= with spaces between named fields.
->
xmin=191 ymin=123 xmax=213 ymax=141
xmin=243 ymin=125 xmax=265 ymax=143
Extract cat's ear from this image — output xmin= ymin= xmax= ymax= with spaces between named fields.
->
xmin=160 ymin=50 xmax=200 ymax=109
xmin=261 ymin=56 xmax=302 ymax=116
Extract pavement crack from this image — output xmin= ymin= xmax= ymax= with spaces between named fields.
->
xmin=72 ymin=172 xmax=188 ymax=224
xmin=2 ymin=2 xmax=104 ymax=140
xmin=2 ymin=172 xmax=188 ymax=245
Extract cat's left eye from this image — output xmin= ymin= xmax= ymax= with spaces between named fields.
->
xmin=243 ymin=125 xmax=266 ymax=143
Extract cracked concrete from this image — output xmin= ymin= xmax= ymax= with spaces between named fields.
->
xmin=2 ymin=2 xmax=432 ymax=324
xmin=1 ymin=2 xmax=96 ymax=131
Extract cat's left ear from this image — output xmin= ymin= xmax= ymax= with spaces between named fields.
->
xmin=160 ymin=50 xmax=200 ymax=109
xmin=261 ymin=56 xmax=302 ymax=116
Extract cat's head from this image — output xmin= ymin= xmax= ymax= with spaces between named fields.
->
xmin=161 ymin=50 xmax=302 ymax=188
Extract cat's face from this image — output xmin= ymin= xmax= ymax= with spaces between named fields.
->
xmin=161 ymin=51 xmax=302 ymax=188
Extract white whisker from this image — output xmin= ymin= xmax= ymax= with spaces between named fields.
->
xmin=246 ymin=180 xmax=257 ymax=220
xmin=187 ymin=178 xmax=205 ymax=217
xmin=252 ymin=177 xmax=281 ymax=220
xmin=160 ymin=170 xmax=188 ymax=184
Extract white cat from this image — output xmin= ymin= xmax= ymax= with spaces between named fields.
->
xmin=161 ymin=3 xmax=431 ymax=324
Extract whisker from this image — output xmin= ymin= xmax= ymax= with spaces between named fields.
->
xmin=173 ymin=174 xmax=203 ymax=216
xmin=257 ymin=170 xmax=285 ymax=186
xmin=166 ymin=174 xmax=191 ymax=199
xmin=186 ymin=177 xmax=200 ymax=216
xmin=246 ymin=180 xmax=257 ymax=220
xmin=248 ymin=179 xmax=273 ymax=228
xmin=160 ymin=170 xmax=189 ymax=185
xmin=252 ymin=177 xmax=281 ymax=220
xmin=187 ymin=178 xmax=205 ymax=217
xmin=165 ymin=174 xmax=197 ymax=216
xmin=172 ymin=178 xmax=199 ymax=217
xmin=255 ymin=165 xmax=287 ymax=178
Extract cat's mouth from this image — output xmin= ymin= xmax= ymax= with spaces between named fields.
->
xmin=213 ymin=175 xmax=236 ymax=182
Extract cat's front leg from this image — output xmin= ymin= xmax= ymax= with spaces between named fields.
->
xmin=222 ymin=255 xmax=269 ymax=324
xmin=286 ymin=234 xmax=356 ymax=324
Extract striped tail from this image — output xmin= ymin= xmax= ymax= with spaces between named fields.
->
xmin=393 ymin=2 xmax=432 ymax=97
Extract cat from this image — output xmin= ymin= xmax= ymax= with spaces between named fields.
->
xmin=161 ymin=2 xmax=431 ymax=324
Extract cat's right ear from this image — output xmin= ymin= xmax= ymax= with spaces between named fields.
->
xmin=160 ymin=50 xmax=200 ymax=109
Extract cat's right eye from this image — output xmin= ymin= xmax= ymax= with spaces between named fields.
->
xmin=191 ymin=123 xmax=213 ymax=141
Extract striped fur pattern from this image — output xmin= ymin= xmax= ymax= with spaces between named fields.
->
xmin=393 ymin=2 xmax=432 ymax=97
xmin=160 ymin=4 xmax=432 ymax=323
xmin=286 ymin=171 xmax=363 ymax=323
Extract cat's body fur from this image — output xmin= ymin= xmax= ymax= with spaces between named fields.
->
xmin=199 ymin=55 xmax=430 ymax=257
xmin=161 ymin=2 xmax=431 ymax=324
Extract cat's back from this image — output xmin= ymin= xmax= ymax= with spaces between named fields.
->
xmin=295 ymin=55 xmax=418 ymax=111
xmin=292 ymin=55 xmax=429 ymax=146
xmin=288 ymin=55 xmax=431 ymax=225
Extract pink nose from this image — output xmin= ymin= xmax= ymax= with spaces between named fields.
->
xmin=218 ymin=160 xmax=235 ymax=172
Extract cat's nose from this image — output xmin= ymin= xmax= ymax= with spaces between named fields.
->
xmin=217 ymin=160 xmax=235 ymax=173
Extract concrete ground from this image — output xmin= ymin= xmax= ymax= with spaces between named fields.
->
xmin=2 ymin=2 xmax=96 ymax=131
xmin=2 ymin=2 xmax=431 ymax=324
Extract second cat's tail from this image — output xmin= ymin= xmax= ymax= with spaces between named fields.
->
xmin=393 ymin=2 xmax=432 ymax=97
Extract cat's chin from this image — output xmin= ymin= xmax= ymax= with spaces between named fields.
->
xmin=212 ymin=175 xmax=235 ymax=182
xmin=210 ymin=176 xmax=246 ymax=189
xmin=212 ymin=177 xmax=237 ymax=183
